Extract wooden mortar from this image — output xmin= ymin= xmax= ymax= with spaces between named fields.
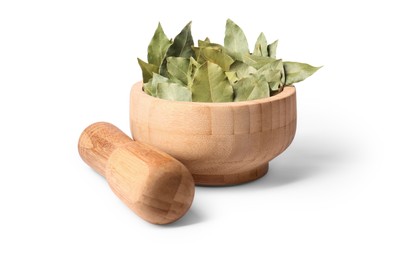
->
xmin=130 ymin=82 xmax=297 ymax=186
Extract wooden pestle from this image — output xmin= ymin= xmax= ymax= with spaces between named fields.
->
xmin=78 ymin=122 xmax=195 ymax=224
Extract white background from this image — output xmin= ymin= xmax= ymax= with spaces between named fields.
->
xmin=1 ymin=0 xmax=407 ymax=259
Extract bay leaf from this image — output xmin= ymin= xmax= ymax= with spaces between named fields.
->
xmin=144 ymin=73 xmax=169 ymax=97
xmin=195 ymin=40 xmax=224 ymax=62
xmin=152 ymin=73 xmax=169 ymax=86
xmin=167 ymin=57 xmax=190 ymax=85
xmin=147 ymin=23 xmax=172 ymax=67
xmin=229 ymin=61 xmax=257 ymax=79
xmin=164 ymin=21 xmax=194 ymax=58
xmin=198 ymin=40 xmax=223 ymax=49
xmin=224 ymin=19 xmax=249 ymax=61
xmin=257 ymin=59 xmax=285 ymax=94
xmin=157 ymin=82 xmax=192 ymax=101
xmin=257 ymin=59 xmax=283 ymax=82
xmin=233 ymin=74 xmax=270 ymax=102
xmin=242 ymin=54 xmax=277 ymax=69
xmin=191 ymin=61 xmax=233 ymax=102
xmin=269 ymin=81 xmax=281 ymax=96
xmin=253 ymin=32 xmax=268 ymax=57
xmin=193 ymin=46 xmax=234 ymax=71
xmin=160 ymin=21 xmax=194 ymax=76
xmin=137 ymin=58 xmax=158 ymax=83
xmin=192 ymin=46 xmax=204 ymax=63
xmin=283 ymin=61 xmax=321 ymax=85
xmin=225 ymin=71 xmax=238 ymax=85
xmin=267 ymin=40 xmax=278 ymax=59
xmin=187 ymin=57 xmax=200 ymax=88
xmin=143 ymin=79 xmax=154 ymax=96
xmin=280 ymin=60 xmax=286 ymax=86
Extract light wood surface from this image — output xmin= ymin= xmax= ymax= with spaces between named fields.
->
xmin=130 ymin=82 xmax=297 ymax=186
xmin=78 ymin=122 xmax=195 ymax=224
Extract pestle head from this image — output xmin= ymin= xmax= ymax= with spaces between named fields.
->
xmin=78 ymin=122 xmax=195 ymax=224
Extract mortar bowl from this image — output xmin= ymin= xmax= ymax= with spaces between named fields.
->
xmin=130 ymin=81 xmax=296 ymax=186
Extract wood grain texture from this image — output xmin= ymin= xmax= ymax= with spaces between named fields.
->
xmin=78 ymin=122 xmax=195 ymax=224
xmin=130 ymin=82 xmax=297 ymax=186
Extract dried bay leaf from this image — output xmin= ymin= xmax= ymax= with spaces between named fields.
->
xmin=225 ymin=71 xmax=238 ymax=85
xmin=256 ymin=60 xmax=285 ymax=94
xmin=224 ymin=19 xmax=249 ymax=61
xmin=139 ymin=19 xmax=320 ymax=102
xmin=283 ymin=61 xmax=321 ymax=85
xmin=165 ymin=21 xmax=194 ymax=58
xmin=147 ymin=23 xmax=172 ymax=67
xmin=191 ymin=62 xmax=233 ymax=102
xmin=137 ymin=58 xmax=158 ymax=83
xmin=143 ymin=73 xmax=169 ymax=97
xmin=265 ymin=71 xmax=281 ymax=94
xmin=233 ymin=74 xmax=270 ymax=102
xmin=152 ymin=73 xmax=169 ymax=86
xmin=187 ymin=57 xmax=200 ymax=88
xmin=143 ymin=79 xmax=154 ymax=96
xmin=269 ymin=81 xmax=281 ymax=96
xmin=167 ymin=57 xmax=190 ymax=85
xmin=160 ymin=21 xmax=194 ymax=76
xmin=157 ymin=82 xmax=192 ymax=101
xmin=267 ymin=40 xmax=278 ymax=59
xmin=253 ymin=33 xmax=268 ymax=57
xmin=229 ymin=61 xmax=257 ymax=79
xmin=257 ymin=59 xmax=283 ymax=82
xmin=198 ymin=40 xmax=223 ymax=49
xmin=242 ymin=54 xmax=277 ymax=69
xmin=193 ymin=46 xmax=234 ymax=71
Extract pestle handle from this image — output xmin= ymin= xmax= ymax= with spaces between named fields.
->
xmin=78 ymin=122 xmax=195 ymax=224
xmin=78 ymin=122 xmax=133 ymax=177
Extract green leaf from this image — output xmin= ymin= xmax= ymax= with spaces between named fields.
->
xmin=257 ymin=59 xmax=283 ymax=82
xmin=193 ymin=46 xmax=234 ymax=71
xmin=187 ymin=57 xmax=200 ymax=88
xmin=267 ymin=40 xmax=278 ymax=59
xmin=165 ymin=21 xmax=194 ymax=58
xmin=283 ymin=61 xmax=321 ymax=85
xmin=242 ymin=54 xmax=277 ymax=69
xmin=144 ymin=73 xmax=170 ymax=97
xmin=229 ymin=61 xmax=257 ymax=79
xmin=253 ymin=33 xmax=268 ymax=57
xmin=198 ymin=40 xmax=223 ymax=49
xmin=140 ymin=20 xmax=320 ymax=102
xmin=233 ymin=74 xmax=270 ymax=102
xmin=269 ymin=81 xmax=281 ymax=95
xmin=137 ymin=58 xmax=158 ymax=83
xmin=147 ymin=23 xmax=172 ymax=67
xmin=191 ymin=62 xmax=233 ymax=102
xmin=195 ymin=40 xmax=226 ymax=64
xmin=256 ymin=60 xmax=285 ymax=94
xmin=152 ymin=73 xmax=169 ymax=86
xmin=159 ymin=21 xmax=194 ymax=76
xmin=280 ymin=60 xmax=286 ymax=86
xmin=157 ymin=82 xmax=192 ymax=101
xmin=224 ymin=19 xmax=249 ymax=61
xmin=167 ymin=57 xmax=190 ymax=85
xmin=143 ymin=79 xmax=154 ymax=96
xmin=225 ymin=71 xmax=238 ymax=85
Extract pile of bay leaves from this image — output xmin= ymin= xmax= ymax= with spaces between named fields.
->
xmin=138 ymin=19 xmax=320 ymax=102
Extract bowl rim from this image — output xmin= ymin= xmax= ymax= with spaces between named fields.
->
xmin=132 ymin=81 xmax=295 ymax=107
